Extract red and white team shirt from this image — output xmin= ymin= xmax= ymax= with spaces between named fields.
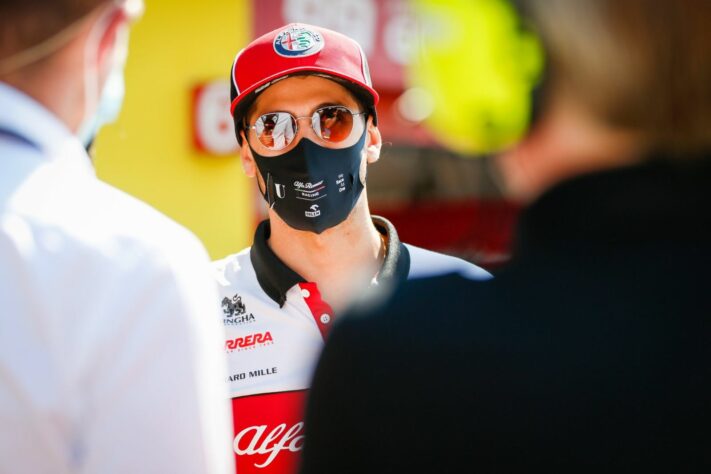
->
xmin=213 ymin=217 xmax=490 ymax=474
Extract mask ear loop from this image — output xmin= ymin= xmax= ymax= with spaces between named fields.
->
xmin=81 ymin=5 xmax=121 ymax=137
xmin=265 ymin=172 xmax=276 ymax=208
xmin=246 ymin=140 xmax=277 ymax=207
xmin=0 ymin=11 xmax=95 ymax=75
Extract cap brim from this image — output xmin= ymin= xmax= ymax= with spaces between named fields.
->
xmin=231 ymin=67 xmax=379 ymax=122
xmin=232 ymin=69 xmax=378 ymax=145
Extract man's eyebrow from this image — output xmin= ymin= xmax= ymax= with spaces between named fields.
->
xmin=249 ymin=99 xmax=354 ymax=122
xmin=313 ymin=101 xmax=342 ymax=111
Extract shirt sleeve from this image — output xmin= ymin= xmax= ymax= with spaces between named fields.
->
xmin=76 ymin=237 xmax=234 ymax=474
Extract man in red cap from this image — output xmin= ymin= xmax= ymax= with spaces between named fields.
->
xmin=214 ymin=23 xmax=490 ymax=474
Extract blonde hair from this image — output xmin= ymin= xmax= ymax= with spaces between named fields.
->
xmin=525 ymin=0 xmax=711 ymax=154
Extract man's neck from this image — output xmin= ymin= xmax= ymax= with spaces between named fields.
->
xmin=495 ymin=93 xmax=644 ymax=203
xmin=266 ymin=198 xmax=384 ymax=312
xmin=1 ymin=61 xmax=84 ymax=135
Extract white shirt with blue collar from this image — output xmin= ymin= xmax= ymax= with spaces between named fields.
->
xmin=0 ymin=82 xmax=234 ymax=474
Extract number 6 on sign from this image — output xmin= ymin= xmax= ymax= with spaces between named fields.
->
xmin=193 ymin=79 xmax=239 ymax=155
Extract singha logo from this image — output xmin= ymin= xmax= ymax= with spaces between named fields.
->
xmin=222 ymin=294 xmax=247 ymax=317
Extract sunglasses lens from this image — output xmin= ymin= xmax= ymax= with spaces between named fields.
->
xmin=315 ymin=106 xmax=354 ymax=143
xmin=252 ymin=107 xmax=360 ymax=151
xmin=255 ymin=112 xmax=297 ymax=150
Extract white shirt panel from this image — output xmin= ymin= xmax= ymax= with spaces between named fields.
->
xmin=0 ymin=82 xmax=234 ymax=474
xmin=216 ymin=249 xmax=324 ymax=399
xmin=215 ymin=240 xmax=492 ymax=400
xmin=405 ymin=243 xmax=493 ymax=280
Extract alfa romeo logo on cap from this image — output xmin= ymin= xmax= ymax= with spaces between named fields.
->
xmin=273 ymin=25 xmax=324 ymax=58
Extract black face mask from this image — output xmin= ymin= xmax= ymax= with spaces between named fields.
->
xmin=250 ymin=129 xmax=368 ymax=234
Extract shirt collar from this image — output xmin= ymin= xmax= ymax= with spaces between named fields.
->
xmin=250 ymin=215 xmax=411 ymax=307
xmin=0 ymin=81 xmax=92 ymax=173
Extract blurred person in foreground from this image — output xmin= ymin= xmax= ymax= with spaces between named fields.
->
xmin=0 ymin=0 xmax=233 ymax=472
xmin=215 ymin=22 xmax=490 ymax=474
xmin=299 ymin=0 xmax=711 ymax=472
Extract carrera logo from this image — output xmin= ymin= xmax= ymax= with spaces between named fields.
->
xmin=225 ymin=331 xmax=273 ymax=352
xmin=234 ymin=422 xmax=304 ymax=469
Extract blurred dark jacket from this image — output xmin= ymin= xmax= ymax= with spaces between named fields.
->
xmin=299 ymin=153 xmax=711 ymax=473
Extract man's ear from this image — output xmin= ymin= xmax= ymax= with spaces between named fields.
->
xmin=365 ymin=117 xmax=382 ymax=164
xmin=96 ymin=9 xmax=130 ymax=76
xmin=239 ymin=131 xmax=258 ymax=177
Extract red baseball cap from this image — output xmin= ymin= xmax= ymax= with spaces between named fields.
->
xmin=230 ymin=23 xmax=379 ymax=142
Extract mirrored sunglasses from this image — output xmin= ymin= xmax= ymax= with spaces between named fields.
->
xmin=245 ymin=106 xmax=366 ymax=151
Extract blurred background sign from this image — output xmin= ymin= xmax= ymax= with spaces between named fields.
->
xmin=94 ymin=0 xmax=253 ymax=262
xmin=255 ymin=0 xmax=413 ymax=89
xmin=193 ymin=79 xmax=239 ymax=156
xmin=95 ymin=0 xmax=520 ymax=272
xmin=193 ymin=79 xmax=239 ymax=155
xmin=253 ymin=0 xmax=438 ymax=147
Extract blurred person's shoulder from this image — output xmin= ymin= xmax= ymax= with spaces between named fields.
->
xmin=330 ymin=242 xmax=493 ymax=331
xmin=7 ymin=155 xmax=211 ymax=276
xmin=85 ymin=178 xmax=210 ymax=263
xmin=343 ymin=271 xmax=493 ymax=336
